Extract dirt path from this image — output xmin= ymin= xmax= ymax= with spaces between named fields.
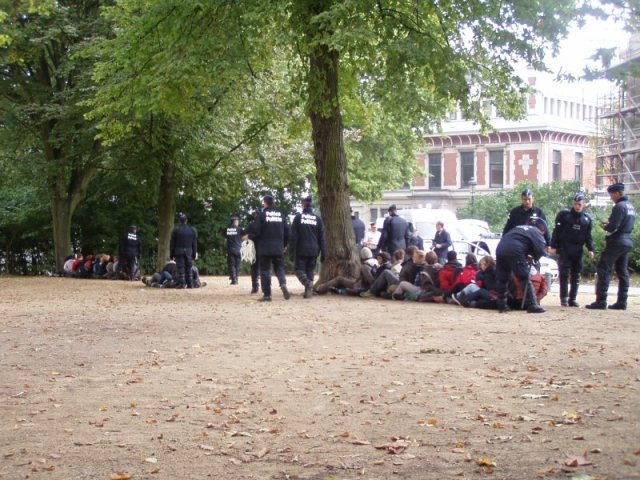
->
xmin=0 ymin=276 xmax=638 ymax=480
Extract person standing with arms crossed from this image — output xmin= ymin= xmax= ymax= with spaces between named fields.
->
xmin=586 ymin=183 xmax=636 ymax=310
xmin=170 ymin=213 xmax=197 ymax=289
xmin=549 ymin=193 xmax=594 ymax=307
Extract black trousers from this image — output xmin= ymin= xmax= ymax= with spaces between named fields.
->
xmin=175 ymin=254 xmax=193 ymax=286
xmin=227 ymin=252 xmax=240 ymax=282
xmin=595 ymin=244 xmax=631 ymax=304
xmin=259 ymin=255 xmax=286 ymax=296
xmin=558 ymin=253 xmax=583 ymax=300
xmin=120 ymin=254 xmax=137 ymax=279
xmin=294 ymin=255 xmax=317 ymax=287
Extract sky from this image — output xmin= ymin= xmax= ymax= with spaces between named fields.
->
xmin=547 ymin=14 xmax=632 ymax=100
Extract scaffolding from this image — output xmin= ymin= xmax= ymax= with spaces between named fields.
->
xmin=595 ymin=43 xmax=640 ymax=194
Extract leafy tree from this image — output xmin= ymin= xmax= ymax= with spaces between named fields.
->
xmin=0 ymin=0 xmax=114 ymax=271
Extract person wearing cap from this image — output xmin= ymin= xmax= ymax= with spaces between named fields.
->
xmin=225 ymin=215 xmax=244 ymax=285
xmin=432 ymin=221 xmax=452 ymax=264
xmin=363 ymin=221 xmax=381 ymax=254
xmin=253 ymin=194 xmax=290 ymax=302
xmin=377 ymin=204 xmax=409 ymax=254
xmin=170 ymin=213 xmax=198 ymax=288
xmin=314 ymin=247 xmax=377 ymax=295
xmin=586 ymin=183 xmax=636 ymax=310
xmin=351 ymin=210 xmax=366 ymax=247
xmin=495 ymin=220 xmax=548 ymax=314
xmin=503 ymin=188 xmax=550 ymax=246
xmin=549 ymin=193 xmax=594 ymax=307
xmin=290 ymin=196 xmax=326 ymax=299
xmin=118 ymin=224 xmax=142 ymax=281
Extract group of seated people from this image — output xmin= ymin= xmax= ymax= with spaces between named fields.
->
xmin=314 ymin=245 xmax=548 ymax=311
xmin=141 ymin=260 xmax=206 ymax=289
xmin=62 ymin=254 xmax=136 ymax=280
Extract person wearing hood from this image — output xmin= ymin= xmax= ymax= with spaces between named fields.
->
xmin=549 ymin=193 xmax=594 ymax=307
xmin=586 ymin=183 xmax=636 ymax=310
xmin=226 ymin=215 xmax=244 ymax=285
xmin=290 ymin=196 xmax=326 ymax=298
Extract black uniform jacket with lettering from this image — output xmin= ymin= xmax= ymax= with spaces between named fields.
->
xmin=496 ymin=225 xmax=546 ymax=263
xmin=291 ymin=208 xmax=326 ymax=258
xmin=503 ymin=205 xmax=550 ymax=245
xmin=550 ymin=209 xmax=594 ymax=257
xmin=170 ymin=224 xmax=197 ymax=259
xmin=604 ymin=196 xmax=636 ymax=247
xmin=226 ymin=224 xmax=244 ymax=256
xmin=119 ymin=232 xmax=141 ymax=256
xmin=254 ymin=207 xmax=289 ymax=256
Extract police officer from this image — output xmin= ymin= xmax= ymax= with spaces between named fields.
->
xmin=586 ymin=183 xmax=636 ymax=310
xmin=549 ymin=193 xmax=594 ymax=307
xmin=170 ymin=212 xmax=197 ymax=289
xmin=504 ymin=188 xmax=550 ymax=246
xmin=495 ymin=219 xmax=548 ymax=314
xmin=225 ymin=215 xmax=243 ymax=285
xmin=377 ymin=205 xmax=409 ymax=254
xmin=118 ymin=224 xmax=142 ymax=280
xmin=244 ymin=208 xmax=261 ymax=294
xmin=351 ymin=210 xmax=366 ymax=247
xmin=290 ymin=196 xmax=326 ymax=299
xmin=254 ymin=194 xmax=290 ymax=302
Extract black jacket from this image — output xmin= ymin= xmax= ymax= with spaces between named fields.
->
xmin=377 ymin=214 xmax=409 ymax=253
xmin=475 ymin=265 xmax=497 ymax=292
xmin=291 ymin=208 xmax=326 ymax=258
xmin=254 ymin=206 xmax=289 ymax=256
xmin=603 ymin=196 xmax=636 ymax=247
xmin=352 ymin=217 xmax=366 ymax=245
xmin=432 ymin=230 xmax=451 ymax=258
xmin=496 ymin=225 xmax=546 ymax=263
xmin=119 ymin=231 xmax=141 ymax=257
xmin=170 ymin=224 xmax=197 ymax=259
xmin=503 ymin=205 xmax=550 ymax=245
xmin=550 ymin=209 xmax=594 ymax=257
xmin=226 ymin=224 xmax=244 ymax=256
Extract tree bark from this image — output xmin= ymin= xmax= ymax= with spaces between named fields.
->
xmin=308 ymin=42 xmax=360 ymax=282
xmin=156 ymin=159 xmax=177 ymax=270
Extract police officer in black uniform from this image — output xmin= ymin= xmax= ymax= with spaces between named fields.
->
xmin=254 ymin=194 xmax=290 ymax=302
xmin=290 ymin=196 xmax=326 ymax=299
xmin=504 ymin=188 xmax=550 ymax=246
xmin=377 ymin=205 xmax=409 ymax=254
xmin=170 ymin=213 xmax=198 ymax=289
xmin=351 ymin=210 xmax=366 ymax=247
xmin=226 ymin=215 xmax=243 ymax=285
xmin=550 ymin=193 xmax=594 ymax=307
xmin=244 ymin=208 xmax=261 ymax=294
xmin=586 ymin=183 xmax=636 ymax=310
xmin=118 ymin=224 xmax=142 ymax=280
xmin=495 ymin=219 xmax=548 ymax=314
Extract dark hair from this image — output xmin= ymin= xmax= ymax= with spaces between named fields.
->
xmin=446 ymin=250 xmax=458 ymax=262
xmin=377 ymin=251 xmax=391 ymax=263
xmin=425 ymin=251 xmax=438 ymax=265
xmin=406 ymin=245 xmax=418 ymax=257
xmin=393 ymin=249 xmax=405 ymax=262
xmin=465 ymin=252 xmax=478 ymax=267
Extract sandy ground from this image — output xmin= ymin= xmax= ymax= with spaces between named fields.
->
xmin=0 ymin=276 xmax=638 ymax=480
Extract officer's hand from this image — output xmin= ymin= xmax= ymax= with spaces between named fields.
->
xmin=600 ymin=221 xmax=608 ymax=230
xmin=588 ymin=251 xmax=595 ymax=260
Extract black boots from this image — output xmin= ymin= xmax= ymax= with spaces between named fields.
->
xmin=303 ymin=281 xmax=313 ymax=299
xmin=281 ymin=285 xmax=291 ymax=300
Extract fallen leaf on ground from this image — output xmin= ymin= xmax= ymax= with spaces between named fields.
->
xmin=374 ymin=439 xmax=410 ymax=454
xmin=111 ymin=474 xmax=130 ymax=480
xmin=565 ymin=452 xmax=593 ymax=467
xmin=477 ymin=457 xmax=496 ymax=467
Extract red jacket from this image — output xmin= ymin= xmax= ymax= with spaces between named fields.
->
xmin=452 ymin=264 xmax=477 ymax=289
xmin=438 ymin=263 xmax=460 ymax=294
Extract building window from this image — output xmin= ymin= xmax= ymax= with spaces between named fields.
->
xmin=575 ymin=152 xmax=583 ymax=183
xmin=428 ymin=153 xmax=442 ymax=190
xmin=553 ymin=150 xmax=561 ymax=181
xmin=489 ymin=150 xmax=504 ymax=188
xmin=448 ymin=109 xmax=457 ymax=121
xmin=460 ymin=151 xmax=475 ymax=187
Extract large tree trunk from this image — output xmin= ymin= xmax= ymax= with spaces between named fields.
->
xmin=308 ymin=42 xmax=359 ymax=282
xmin=51 ymin=196 xmax=73 ymax=272
xmin=156 ymin=159 xmax=177 ymax=270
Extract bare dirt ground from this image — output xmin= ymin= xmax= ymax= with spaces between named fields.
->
xmin=0 ymin=276 xmax=638 ymax=480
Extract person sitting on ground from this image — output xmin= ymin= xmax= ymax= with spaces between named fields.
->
xmin=454 ymin=255 xmax=498 ymax=309
xmin=391 ymin=250 xmax=427 ymax=300
xmin=391 ymin=249 xmax=405 ymax=275
xmin=450 ymin=253 xmax=478 ymax=301
xmin=506 ymin=268 xmax=549 ymax=310
xmin=417 ymin=251 xmax=445 ymax=303
xmin=314 ymin=247 xmax=377 ymax=295
xmin=360 ymin=246 xmax=418 ymax=299
xmin=438 ymin=250 xmax=462 ymax=299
